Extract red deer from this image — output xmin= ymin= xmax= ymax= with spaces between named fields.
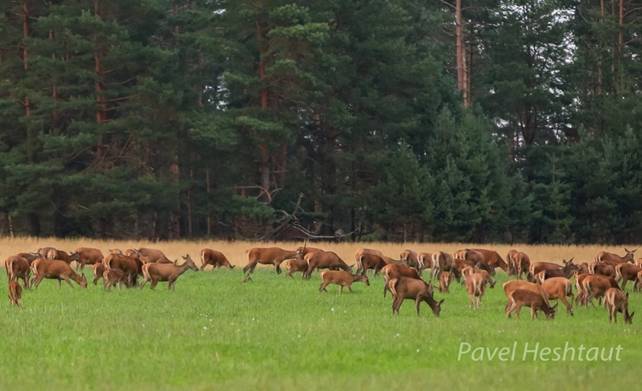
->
xmin=387 ymin=277 xmax=443 ymax=317
xmin=37 ymin=247 xmax=56 ymax=258
xmin=604 ymin=288 xmax=634 ymax=324
xmin=438 ymin=271 xmax=453 ymax=293
xmin=304 ymin=251 xmax=351 ymax=279
xmin=418 ymin=252 xmax=433 ymax=271
xmin=46 ymin=248 xmax=77 ymax=265
xmin=31 ymin=258 xmax=87 ymax=288
xmin=243 ymin=247 xmax=299 ymax=277
xmin=400 ymin=249 xmax=421 ymax=269
xmin=507 ymin=250 xmax=531 ymax=279
xmin=462 ymin=266 xmax=495 ymax=288
xmin=355 ymin=248 xmax=387 ymax=275
xmin=615 ymin=263 xmax=641 ymax=289
xmin=140 ymin=254 xmax=198 ymax=290
xmin=381 ymin=263 xmax=421 ymax=297
xmin=589 ymin=261 xmax=616 ymax=278
xmin=103 ymin=268 xmax=129 ymax=290
xmin=8 ymin=280 xmax=22 ymax=307
xmin=127 ymin=248 xmax=173 ymax=264
xmin=539 ymin=277 xmax=574 ymax=316
xmin=4 ymin=255 xmax=31 ymax=288
xmin=464 ymin=271 xmax=489 ymax=309
xmin=319 ymin=271 xmax=369 ymax=293
xmin=506 ymin=289 xmax=557 ymax=319
xmin=431 ymin=251 xmax=455 ymax=280
xmin=104 ymin=253 xmax=143 ymax=287
xmin=282 ymin=256 xmax=309 ymax=279
xmin=92 ymin=262 xmax=106 ymax=285
xmin=528 ymin=259 xmax=577 ymax=281
xmin=574 ymin=272 xmax=591 ymax=306
xmin=468 ymin=248 xmax=508 ymax=273
xmin=582 ymin=274 xmax=619 ymax=305
xmin=503 ymin=280 xmax=549 ymax=314
xmin=69 ymin=247 xmax=103 ymax=270
xmin=16 ymin=252 xmax=40 ymax=264
xmin=297 ymin=243 xmax=323 ymax=258
xmin=594 ymin=249 xmax=636 ymax=266
xmin=200 ymin=248 xmax=234 ymax=270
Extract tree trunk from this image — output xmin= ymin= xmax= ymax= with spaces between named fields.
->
xmin=22 ymin=0 xmax=30 ymax=118
xmin=256 ymin=17 xmax=271 ymax=200
xmin=455 ymin=0 xmax=464 ymax=97
xmin=616 ymin=0 xmax=624 ymax=93
xmin=94 ymin=0 xmax=107 ymax=124
xmin=205 ymin=168 xmax=212 ymax=236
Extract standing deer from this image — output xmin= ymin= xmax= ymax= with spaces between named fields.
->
xmin=506 ymin=289 xmax=557 ymax=320
xmin=200 ymin=248 xmax=235 ymax=270
xmin=594 ymin=249 xmax=636 ymax=266
xmin=304 ymin=251 xmax=351 ymax=279
xmin=243 ymin=247 xmax=300 ymax=278
xmin=4 ymin=255 xmax=31 ymax=288
xmin=31 ymin=259 xmax=87 ymax=288
xmin=319 ymin=271 xmax=369 ymax=293
xmin=8 ymin=280 xmax=22 ymax=307
xmin=388 ymin=277 xmax=444 ymax=317
xmin=604 ymin=288 xmax=634 ymax=324
xmin=507 ymin=250 xmax=531 ymax=279
xmin=69 ymin=247 xmax=104 ymax=270
xmin=140 ymin=255 xmax=198 ymax=290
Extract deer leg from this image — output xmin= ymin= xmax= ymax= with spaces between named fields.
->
xmin=150 ymin=279 xmax=158 ymax=289
xmin=348 ymin=285 xmax=353 ymax=293
xmin=560 ymin=296 xmax=573 ymax=316
xmin=340 ymin=285 xmax=344 ymax=294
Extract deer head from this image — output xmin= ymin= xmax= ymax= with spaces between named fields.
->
xmin=182 ymin=255 xmax=199 ymax=271
xmin=624 ymin=248 xmax=637 ymax=262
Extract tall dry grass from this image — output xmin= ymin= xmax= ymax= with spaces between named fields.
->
xmin=1 ymin=236 xmax=639 ymax=267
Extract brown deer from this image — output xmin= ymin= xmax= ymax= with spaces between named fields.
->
xmin=507 ymin=250 xmax=531 ymax=279
xmin=438 ymin=271 xmax=453 ymax=293
xmin=8 ymin=280 xmax=22 ymax=307
xmin=431 ymin=251 xmax=455 ymax=280
xmin=528 ymin=259 xmax=577 ymax=281
xmin=282 ymin=257 xmax=309 ymax=278
xmin=464 ymin=271 xmax=488 ymax=309
xmin=418 ymin=252 xmax=433 ymax=272
xmin=319 ymin=271 xmax=369 ymax=293
xmin=589 ymin=261 xmax=616 ymax=278
xmin=400 ymin=249 xmax=421 ymax=269
xmin=69 ymin=247 xmax=103 ymax=270
xmin=462 ymin=266 xmax=496 ymax=288
xmin=468 ymin=248 xmax=508 ymax=273
xmin=304 ymin=251 xmax=351 ymax=279
xmin=92 ymin=262 xmax=106 ymax=285
xmin=604 ymin=288 xmax=634 ymax=324
xmin=140 ymin=254 xmax=198 ymax=290
xmin=388 ymin=277 xmax=443 ymax=317
xmin=355 ymin=248 xmax=387 ymax=275
xmin=615 ymin=263 xmax=641 ymax=289
xmin=503 ymin=280 xmax=549 ymax=314
xmin=506 ymin=289 xmax=557 ymax=319
xmin=381 ymin=263 xmax=421 ymax=297
xmin=31 ymin=258 xmax=87 ymax=288
xmin=574 ymin=272 xmax=591 ymax=306
xmin=103 ymin=268 xmax=129 ymax=290
xmin=636 ymin=270 xmax=642 ymax=292
xmin=16 ymin=252 xmax=41 ymax=264
xmin=37 ymin=247 xmax=56 ymax=258
xmin=4 ymin=255 xmax=31 ymax=288
xmin=594 ymin=249 xmax=636 ymax=266
xmin=582 ymin=274 xmax=619 ymax=305
xmin=539 ymin=277 xmax=574 ymax=316
xmin=104 ymin=253 xmax=143 ymax=286
xmin=200 ymin=248 xmax=234 ymax=270
xmin=127 ymin=248 xmax=173 ymax=264
xmin=46 ymin=248 xmax=76 ymax=264
xmin=243 ymin=247 xmax=299 ymax=277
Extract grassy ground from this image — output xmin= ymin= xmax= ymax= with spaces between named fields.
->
xmin=1 ymin=239 xmax=640 ymax=390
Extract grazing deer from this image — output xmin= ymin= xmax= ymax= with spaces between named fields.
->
xmin=304 ymin=251 xmax=351 ymax=279
xmin=243 ymin=247 xmax=299 ymax=278
xmin=507 ymin=250 xmax=531 ymax=279
xmin=319 ymin=271 xmax=369 ymax=293
xmin=418 ymin=252 xmax=433 ymax=272
xmin=604 ymin=288 xmax=634 ymax=324
xmin=506 ymin=289 xmax=557 ymax=319
xmin=4 ymin=255 xmax=31 ymax=288
xmin=69 ymin=247 xmax=103 ymax=270
xmin=594 ymin=249 xmax=636 ymax=266
xmin=282 ymin=257 xmax=309 ymax=278
xmin=388 ymin=277 xmax=444 ymax=317
xmin=589 ymin=261 xmax=616 ymax=278
xmin=503 ymin=280 xmax=549 ymax=314
xmin=8 ymin=280 xmax=22 ymax=307
xmin=381 ymin=263 xmax=421 ymax=297
xmin=431 ymin=251 xmax=455 ymax=280
xmin=104 ymin=253 xmax=143 ymax=287
xmin=31 ymin=259 xmax=88 ymax=288
xmin=127 ymin=248 xmax=173 ymax=264
xmin=200 ymin=248 xmax=234 ymax=270
xmin=539 ymin=277 xmax=574 ymax=316
xmin=140 ymin=255 xmax=198 ymax=290
xmin=400 ymin=249 xmax=421 ymax=270
xmin=468 ymin=248 xmax=508 ymax=273
xmin=528 ymin=259 xmax=577 ymax=281
xmin=46 ymin=248 xmax=76 ymax=264
xmin=614 ymin=263 xmax=640 ymax=289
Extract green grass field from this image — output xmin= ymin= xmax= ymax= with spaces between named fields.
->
xmin=1 ymin=268 xmax=640 ymax=390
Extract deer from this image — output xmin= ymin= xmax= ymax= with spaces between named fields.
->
xmin=614 ymin=263 xmax=641 ymax=290
xmin=243 ymin=247 xmax=299 ymax=278
xmin=418 ymin=252 xmax=433 ymax=272
xmin=69 ymin=247 xmax=104 ymax=270
xmin=45 ymin=248 xmax=77 ymax=264
xmin=381 ymin=263 xmax=421 ymax=297
xmin=387 ymin=277 xmax=443 ymax=317
xmin=92 ymin=262 xmax=106 ymax=285
xmin=304 ymin=251 xmax=351 ymax=279
xmin=31 ymin=258 xmax=87 ymax=288
xmin=594 ymin=249 xmax=636 ymax=266
xmin=4 ymin=255 xmax=31 ymax=288
xmin=462 ymin=266 xmax=496 ymax=288
xmin=8 ymin=280 xmax=22 ymax=307
xmin=604 ymin=288 xmax=634 ymax=324
xmin=431 ymin=251 xmax=455 ymax=281
xmin=506 ymin=289 xmax=557 ymax=319
xmin=400 ymin=249 xmax=421 ymax=270
xmin=464 ymin=270 xmax=488 ymax=310
xmin=582 ymin=274 xmax=619 ymax=306
xmin=528 ymin=259 xmax=577 ymax=281
xmin=103 ymin=268 xmax=129 ymax=290
xmin=140 ymin=254 xmax=198 ymax=290
xmin=354 ymin=248 xmax=387 ymax=275
xmin=539 ymin=277 xmax=574 ymax=316
xmin=15 ymin=252 xmax=41 ymax=264
xmin=438 ymin=271 xmax=453 ymax=293
xmin=467 ymin=248 xmax=508 ymax=273
xmin=636 ymin=270 xmax=642 ymax=292
xmin=104 ymin=253 xmax=143 ymax=286
xmin=589 ymin=261 xmax=616 ymax=278
xmin=319 ymin=271 xmax=369 ymax=293
xmin=37 ymin=247 xmax=56 ymax=258
xmin=126 ymin=248 xmax=173 ymax=264
xmin=282 ymin=255 xmax=309 ymax=279
xmin=503 ymin=280 xmax=549 ymax=314
xmin=507 ymin=250 xmax=531 ymax=279
xmin=574 ymin=272 xmax=591 ymax=306
xmin=200 ymin=248 xmax=234 ymax=270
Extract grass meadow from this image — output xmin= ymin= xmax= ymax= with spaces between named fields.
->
xmin=1 ymin=238 xmax=641 ymax=390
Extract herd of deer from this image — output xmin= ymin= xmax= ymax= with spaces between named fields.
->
xmin=3 ymin=244 xmax=639 ymax=324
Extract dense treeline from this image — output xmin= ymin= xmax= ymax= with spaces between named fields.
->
xmin=0 ymin=0 xmax=640 ymax=243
